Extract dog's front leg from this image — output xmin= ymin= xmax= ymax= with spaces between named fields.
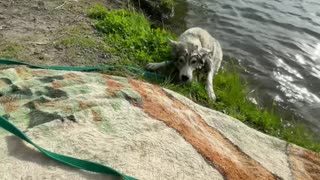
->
xmin=206 ymin=70 xmax=216 ymax=101
xmin=146 ymin=61 xmax=172 ymax=71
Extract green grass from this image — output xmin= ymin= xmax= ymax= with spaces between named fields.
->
xmin=60 ymin=33 xmax=98 ymax=49
xmin=88 ymin=4 xmax=320 ymax=152
xmin=54 ymin=23 xmax=112 ymax=64
xmin=57 ymin=23 xmax=108 ymax=51
xmin=0 ymin=42 xmax=24 ymax=59
xmin=160 ymin=0 xmax=175 ymax=12
xmin=88 ymin=5 xmax=175 ymax=67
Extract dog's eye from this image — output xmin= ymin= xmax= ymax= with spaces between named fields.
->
xmin=178 ymin=57 xmax=184 ymax=63
xmin=190 ymin=57 xmax=197 ymax=64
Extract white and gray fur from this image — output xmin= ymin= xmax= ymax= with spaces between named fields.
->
xmin=146 ymin=27 xmax=223 ymax=101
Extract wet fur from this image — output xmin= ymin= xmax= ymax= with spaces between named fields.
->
xmin=146 ymin=27 xmax=223 ymax=101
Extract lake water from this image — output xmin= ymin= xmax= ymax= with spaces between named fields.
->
xmin=170 ymin=0 xmax=320 ymax=137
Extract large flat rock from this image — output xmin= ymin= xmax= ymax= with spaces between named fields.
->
xmin=0 ymin=67 xmax=319 ymax=179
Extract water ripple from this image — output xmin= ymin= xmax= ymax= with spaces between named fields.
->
xmin=183 ymin=0 xmax=320 ymax=136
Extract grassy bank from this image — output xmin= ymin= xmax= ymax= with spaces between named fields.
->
xmin=87 ymin=4 xmax=320 ymax=152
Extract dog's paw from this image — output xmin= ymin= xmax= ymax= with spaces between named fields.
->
xmin=208 ymin=92 xmax=216 ymax=102
xmin=206 ymin=87 xmax=216 ymax=102
xmin=145 ymin=63 xmax=160 ymax=71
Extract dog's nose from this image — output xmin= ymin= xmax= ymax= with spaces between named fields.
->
xmin=181 ymin=75 xmax=189 ymax=82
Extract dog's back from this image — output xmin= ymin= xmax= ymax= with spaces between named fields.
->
xmin=178 ymin=27 xmax=214 ymax=49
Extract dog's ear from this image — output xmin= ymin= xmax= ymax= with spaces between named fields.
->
xmin=192 ymin=44 xmax=199 ymax=50
xmin=168 ymin=38 xmax=188 ymax=55
xmin=199 ymin=48 xmax=213 ymax=57
xmin=167 ymin=38 xmax=179 ymax=47
xmin=198 ymin=48 xmax=212 ymax=64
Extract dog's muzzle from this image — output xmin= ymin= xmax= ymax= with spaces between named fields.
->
xmin=181 ymin=75 xmax=191 ymax=83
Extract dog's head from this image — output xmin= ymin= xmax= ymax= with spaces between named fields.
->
xmin=168 ymin=38 xmax=213 ymax=83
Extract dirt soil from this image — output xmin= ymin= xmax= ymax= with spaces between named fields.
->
xmin=0 ymin=0 xmax=126 ymax=67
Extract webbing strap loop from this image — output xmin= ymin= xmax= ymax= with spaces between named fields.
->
xmin=0 ymin=116 xmax=137 ymax=180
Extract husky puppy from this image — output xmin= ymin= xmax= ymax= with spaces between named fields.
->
xmin=146 ymin=27 xmax=223 ymax=101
